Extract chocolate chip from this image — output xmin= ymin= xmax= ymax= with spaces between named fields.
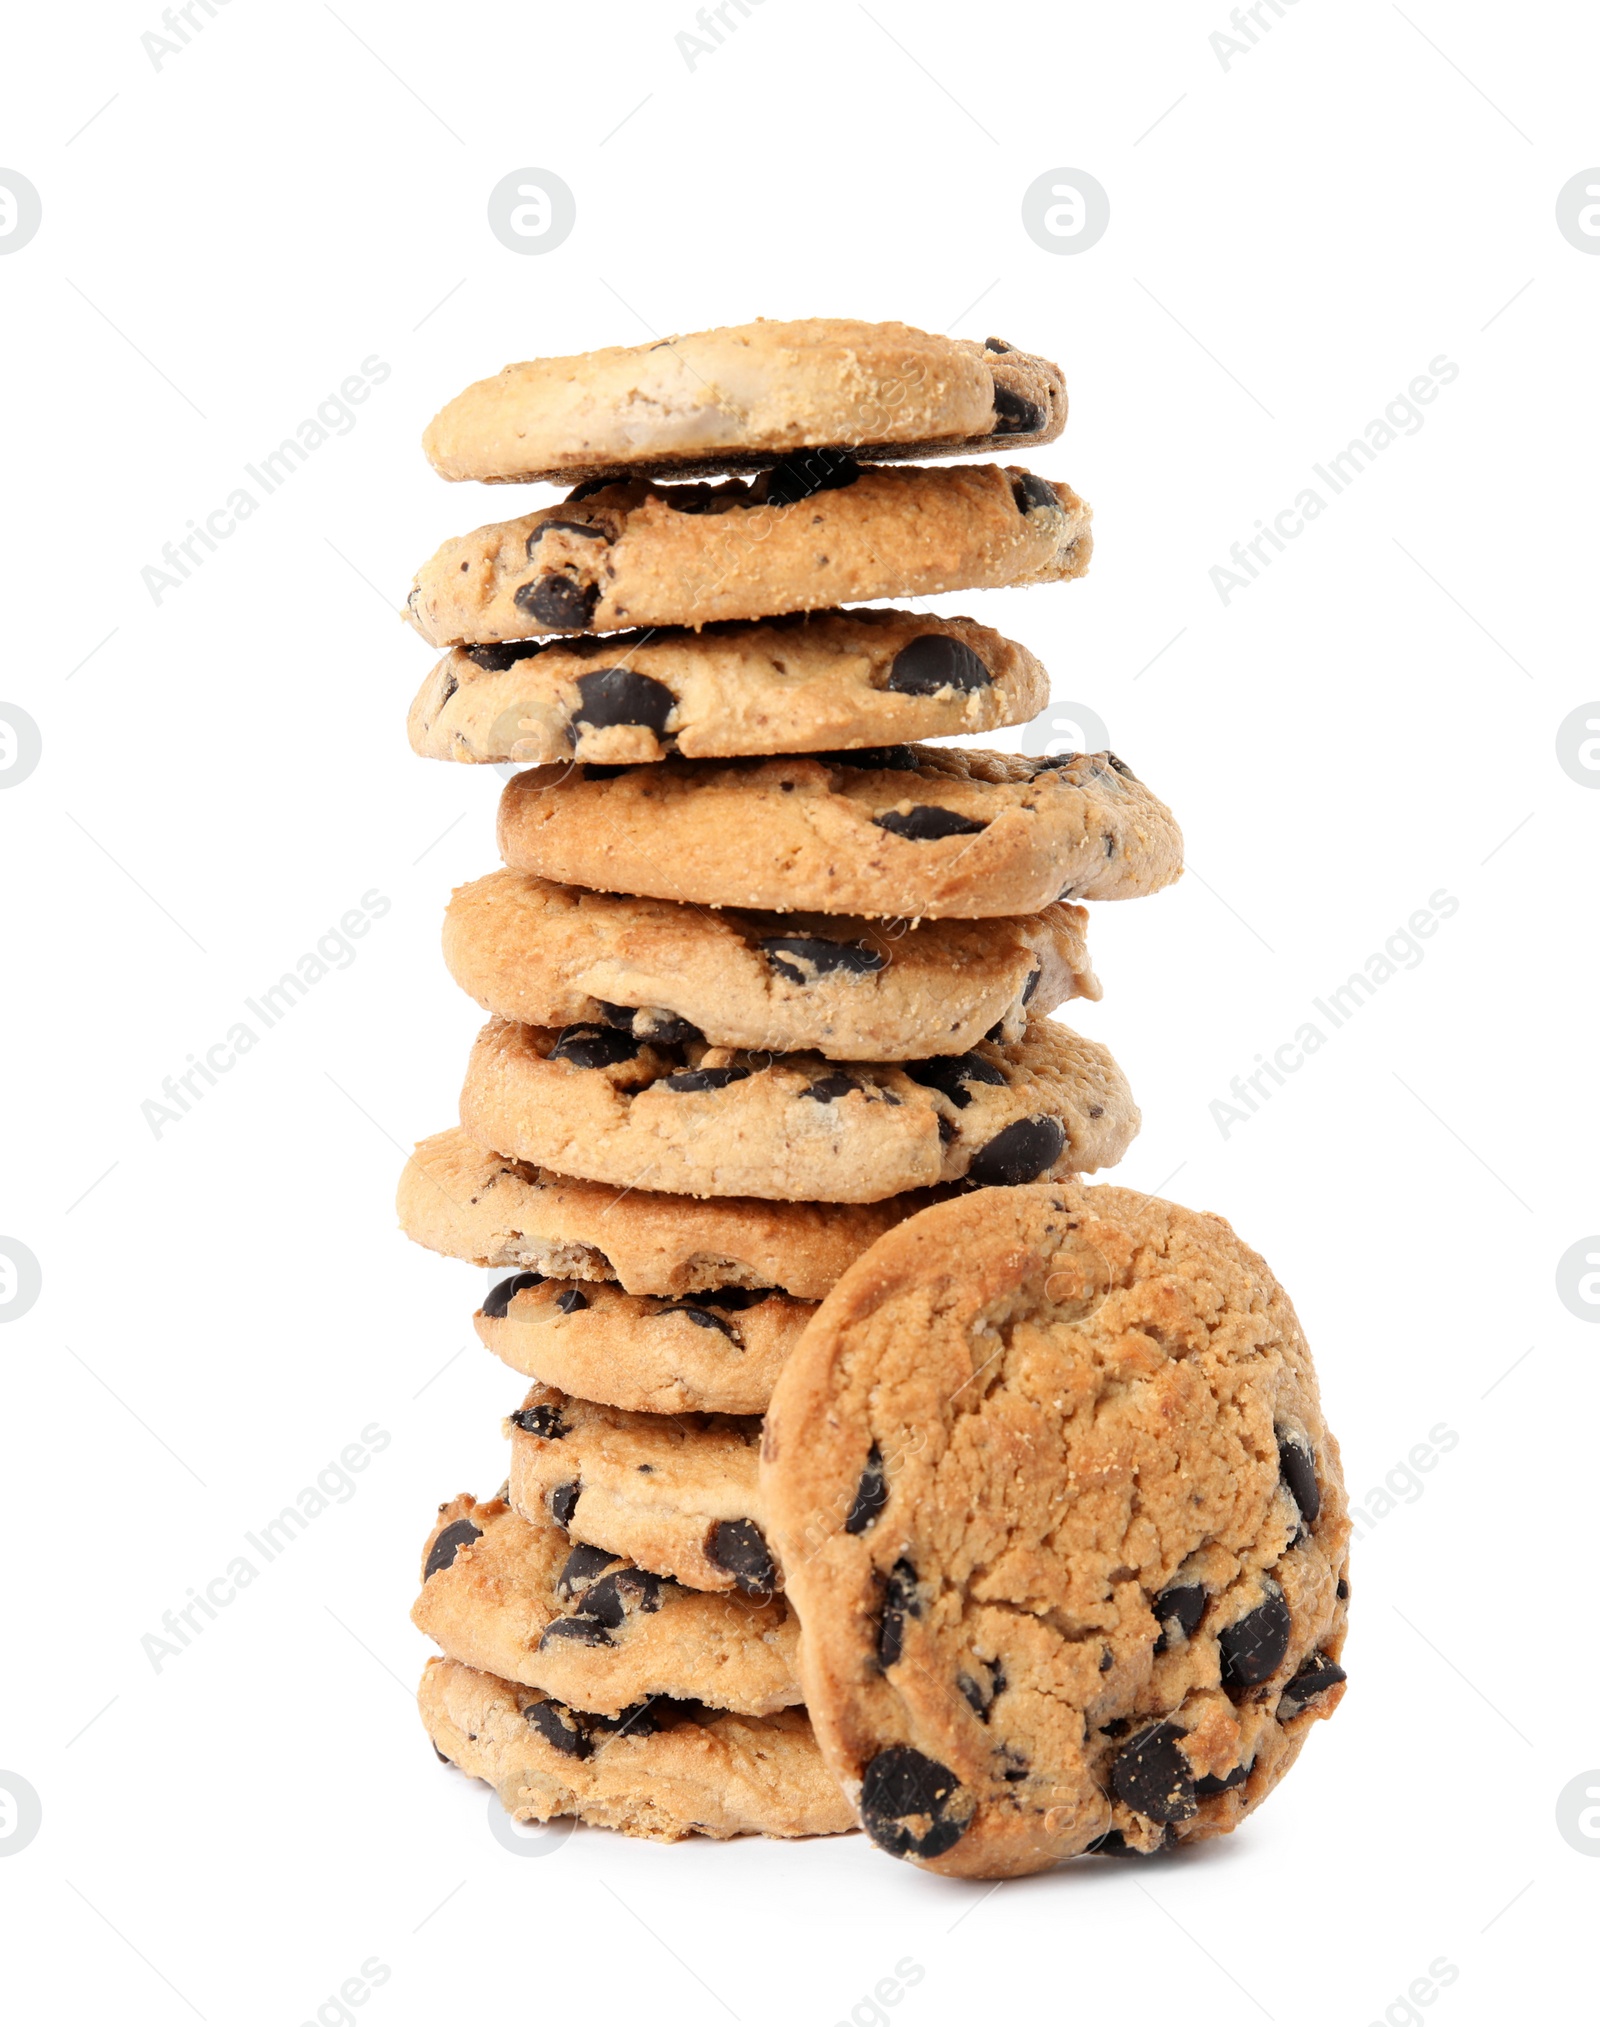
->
xmin=1218 ymin=1583 xmax=1292 ymax=1691
xmin=524 ymin=1699 xmax=590 ymax=1759
xmin=465 ymin=639 xmax=549 ymax=671
xmin=693 ymin=1287 xmax=773 ymax=1312
xmin=514 ymin=575 xmax=598 ymax=629
xmin=874 ymin=805 xmax=988 ymax=842
xmin=878 ymin=1558 xmax=920 ymax=1670
xmin=1151 ymin=1581 xmax=1207 ymax=1654
xmin=844 ymin=1444 xmax=888 ymax=1534
xmin=1011 ymin=473 xmax=1059 ymax=515
xmin=991 ymin=381 xmax=1048 ymax=434
xmin=554 ymin=1288 xmax=589 ymax=1315
xmin=820 ymin=745 xmax=921 ymax=772
xmin=1100 ymin=1648 xmax=1113 ymax=1672
xmin=596 ymin=1002 xmax=703 ymax=1047
xmin=1000 ymin=1751 xmax=1029 ymax=1783
xmin=662 ymin=1066 xmax=751 ymax=1093
xmin=958 ymin=1657 xmax=1005 ymax=1720
xmin=588 ymin=1699 xmax=662 ymax=1739
xmin=510 ymin=1403 xmax=568 ymax=1439
xmin=1276 ymin=1426 xmax=1321 ymax=1525
xmin=1021 ymin=967 xmax=1042 ymax=1004
xmin=1194 ymin=1760 xmax=1252 ymax=1797
xmin=565 ymin=477 xmax=617 ymax=501
xmin=672 ymin=1305 xmax=735 ymax=1337
xmin=1099 ymin=1718 xmax=1132 ymax=1738
xmin=886 ymin=634 xmax=993 ymax=696
xmin=903 ymin=1051 xmax=1007 ymax=1109
xmin=572 ymin=666 xmax=675 ymax=737
xmin=1086 ymin=1829 xmax=1135 ymax=1855
xmin=707 ymin=1519 xmax=777 ymax=1599
xmin=555 ymin=1543 xmax=617 ymax=1598
xmin=1276 ymin=1652 xmax=1347 ymax=1721
xmin=759 ymin=935 xmax=887 ymax=985
xmin=1111 ymin=1721 xmax=1197 ymax=1824
xmin=802 ymin=1072 xmax=862 ymax=1103
xmin=483 ymin=1271 xmax=542 ymax=1319
xmin=424 ymin=1517 xmax=481 ymax=1578
xmin=984 ymin=336 xmax=1011 ymax=353
xmin=526 ymin=519 xmax=608 ymax=547
xmin=967 ymin=1116 xmax=1065 ymax=1187
xmin=433 ymin=1744 xmax=452 ymax=1764
xmin=580 ymin=1568 xmax=663 ymax=1625
xmin=1336 ymin=1578 xmax=1349 ymax=1600
xmin=550 ymin=1024 xmax=642 ymax=1070
xmin=761 ymin=448 xmax=862 ymax=504
xmin=549 ymin=1481 xmax=581 ymax=1528
xmin=581 ymin=762 xmax=633 ymax=779
xmin=538 ymin=1615 xmax=613 ymax=1647
xmin=859 ymin=1746 xmax=970 ymax=1861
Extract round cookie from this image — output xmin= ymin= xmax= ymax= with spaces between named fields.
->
xmin=476 ymin=1273 xmax=812 ymax=1416
xmin=404 ymin=464 xmax=1090 ymax=647
xmin=498 ymin=745 xmax=1182 ymax=920
xmin=444 ymin=870 xmax=1099 ymax=1062
xmin=506 ymin=1383 xmax=769 ymax=1597
xmin=397 ymin=1127 xmax=937 ymax=1298
xmin=760 ymin=1185 xmax=1350 ymax=1879
xmin=409 ymin=609 xmax=1049 ymax=766
xmin=421 ymin=319 xmax=1064 ymax=485
xmin=457 ymin=1016 xmax=1137 ymax=1204
xmin=421 ymin=1656 xmax=855 ymax=1843
xmin=412 ymin=1494 xmax=801 ymax=1718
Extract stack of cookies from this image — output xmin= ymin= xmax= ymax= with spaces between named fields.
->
xmin=395 ymin=320 xmax=1348 ymax=1865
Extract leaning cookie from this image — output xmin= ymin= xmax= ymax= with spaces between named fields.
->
xmin=475 ymin=1273 xmax=812 ymax=1416
xmin=421 ymin=318 xmax=1063 ymax=485
xmin=421 ymin=1656 xmax=855 ymax=1843
xmin=507 ymin=1384 xmax=769 ymax=1597
xmin=412 ymin=1495 xmax=801 ymax=1718
xmin=444 ymin=871 xmax=1098 ymax=1061
xmin=397 ymin=1127 xmax=936 ymax=1299
xmin=498 ymin=746 xmax=1182 ymax=918
xmin=458 ymin=1017 xmax=1137 ymax=1203
xmin=408 ymin=609 xmax=1049 ymax=766
xmin=405 ymin=465 xmax=1090 ymax=647
xmin=761 ymin=1185 xmax=1351 ymax=1879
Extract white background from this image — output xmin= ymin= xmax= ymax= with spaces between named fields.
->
xmin=2 ymin=1 xmax=1596 ymax=2020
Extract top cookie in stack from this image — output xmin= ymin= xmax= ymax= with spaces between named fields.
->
xmin=399 ymin=318 xmax=1184 ymax=1846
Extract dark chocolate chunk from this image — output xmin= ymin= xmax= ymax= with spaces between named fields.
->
xmin=759 ymin=934 xmax=886 ymax=985
xmin=424 ymin=1517 xmax=481 ymax=1579
xmin=967 ymin=1115 xmax=1065 ymax=1187
xmin=802 ymin=1072 xmax=863 ymax=1103
xmin=514 ymin=575 xmax=598 ymax=629
xmin=554 ymin=1288 xmax=588 ymax=1315
xmin=820 ymin=744 xmax=920 ymax=772
xmin=1011 ymin=472 xmax=1059 ymax=515
xmin=579 ymin=1567 xmax=664 ymax=1626
xmin=594 ymin=1002 xmax=702 ymax=1047
xmin=991 ymin=381 xmax=1048 ymax=434
xmin=1151 ymin=1581 xmax=1207 ymax=1654
xmin=538 ymin=1616 xmax=613 ymax=1647
xmin=844 ymin=1444 xmax=888 ymax=1534
xmin=707 ymin=1519 xmax=777 ymax=1599
xmin=903 ymin=1051 xmax=1006 ymax=1109
xmin=1194 ymin=1759 xmax=1253 ymax=1797
xmin=483 ymin=1271 xmax=542 ymax=1319
xmin=860 ymin=1746 xmax=970 ymax=1861
xmin=526 ymin=519 xmax=608 ymax=547
xmin=694 ymin=1287 xmax=774 ymax=1312
xmin=587 ymin=1699 xmax=662 ymax=1739
xmin=465 ymin=639 xmax=549 ymax=671
xmin=565 ymin=476 xmax=618 ymax=502
xmin=873 ymin=805 xmax=988 ymax=842
xmin=958 ymin=1656 xmax=1005 ymax=1720
xmin=886 ymin=633 xmax=992 ymax=696
xmin=581 ymin=762 xmax=633 ymax=779
xmin=549 ymin=1481 xmax=581 ymax=1529
xmin=509 ymin=1402 xmax=568 ymax=1440
xmin=572 ymin=666 xmax=675 ymax=737
xmin=1276 ymin=1425 xmax=1321 ymax=1526
xmin=1336 ymin=1577 xmax=1349 ymax=1600
xmin=877 ymin=1558 xmax=920 ymax=1670
xmin=433 ymin=1744 xmax=452 ymax=1764
xmin=1021 ymin=967 xmax=1041 ymax=1004
xmin=984 ymin=336 xmax=1011 ymax=353
xmin=662 ymin=1066 xmax=751 ymax=1093
xmin=550 ymin=1024 xmax=642 ymax=1070
xmin=1110 ymin=1721 xmax=1197 ymax=1824
xmin=524 ymin=1699 xmax=590 ymax=1759
xmin=555 ymin=1543 xmax=618 ymax=1598
xmin=1218 ymin=1584 xmax=1292 ymax=1690
xmin=1276 ymin=1652 xmax=1347 ymax=1721
xmin=672 ymin=1305 xmax=735 ymax=1337
xmin=761 ymin=448 xmax=862 ymax=504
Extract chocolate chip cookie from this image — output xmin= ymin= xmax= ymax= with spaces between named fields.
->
xmin=457 ymin=1016 xmax=1137 ymax=1203
xmin=405 ymin=464 xmax=1090 ymax=647
xmin=505 ymin=1383 xmax=770 ymax=1596
xmin=409 ymin=609 xmax=1049 ymax=766
xmin=413 ymin=1494 xmax=801 ymax=1717
xmin=444 ymin=871 xmax=1099 ymax=1062
xmin=497 ymin=746 xmax=1182 ymax=920
xmin=760 ymin=1185 xmax=1350 ymax=1878
xmin=421 ymin=319 xmax=1063 ymax=485
xmin=397 ymin=1127 xmax=937 ymax=1298
xmin=475 ymin=1273 xmax=812 ymax=1416
xmin=421 ymin=1656 xmax=855 ymax=1842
